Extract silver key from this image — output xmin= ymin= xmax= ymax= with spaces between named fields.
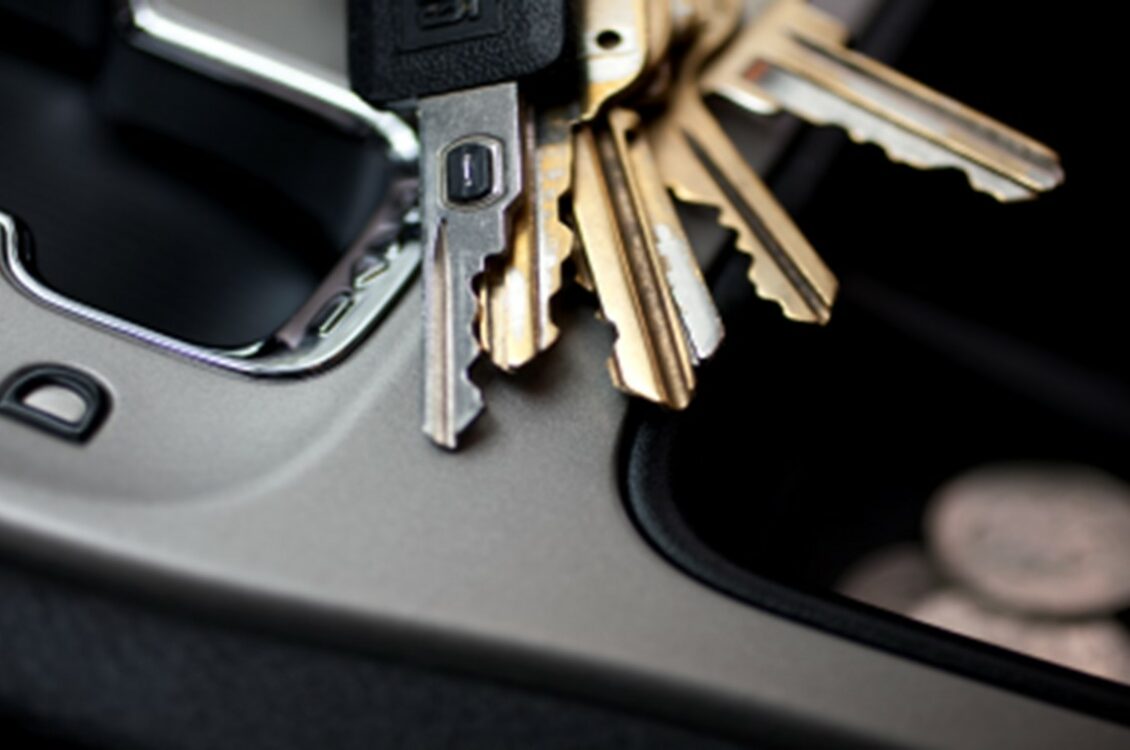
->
xmin=420 ymin=84 xmax=524 ymax=448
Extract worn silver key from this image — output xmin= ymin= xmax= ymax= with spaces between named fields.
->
xmin=418 ymin=85 xmax=525 ymax=446
xmin=702 ymin=0 xmax=1064 ymax=202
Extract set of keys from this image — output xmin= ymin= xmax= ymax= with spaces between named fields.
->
xmin=348 ymin=0 xmax=1064 ymax=449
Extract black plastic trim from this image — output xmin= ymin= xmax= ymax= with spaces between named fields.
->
xmin=622 ymin=407 xmax=1130 ymax=728
xmin=620 ymin=0 xmax=1130 ymax=730
xmin=0 ymin=364 xmax=110 ymax=444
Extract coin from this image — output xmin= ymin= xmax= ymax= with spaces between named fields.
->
xmin=911 ymin=591 xmax=1130 ymax=685
xmin=925 ymin=464 xmax=1130 ymax=617
xmin=836 ymin=543 xmax=941 ymax=615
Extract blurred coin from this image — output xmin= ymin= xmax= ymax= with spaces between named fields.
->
xmin=925 ymin=464 xmax=1130 ymax=617
xmin=911 ymin=590 xmax=1130 ymax=685
xmin=836 ymin=543 xmax=941 ymax=615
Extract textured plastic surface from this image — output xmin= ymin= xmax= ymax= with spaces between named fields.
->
xmin=349 ymin=0 xmax=569 ymax=104
xmin=0 ymin=365 xmax=109 ymax=444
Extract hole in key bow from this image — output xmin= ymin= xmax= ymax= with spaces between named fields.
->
xmin=596 ymin=30 xmax=622 ymax=49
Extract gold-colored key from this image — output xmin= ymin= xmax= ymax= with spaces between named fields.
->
xmin=628 ymin=103 xmax=723 ymax=364
xmin=478 ymin=0 xmax=651 ymax=369
xmin=650 ymin=0 xmax=838 ymax=324
xmin=568 ymin=1 xmax=721 ymax=403
xmin=702 ymin=0 xmax=1064 ymax=202
xmin=479 ymin=106 xmax=574 ymax=370
xmin=573 ymin=0 xmax=671 ymax=295
xmin=573 ymin=108 xmax=696 ymax=407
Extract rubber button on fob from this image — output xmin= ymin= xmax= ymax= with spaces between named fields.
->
xmin=0 ymin=365 xmax=110 ymax=443
xmin=446 ymin=142 xmax=494 ymax=204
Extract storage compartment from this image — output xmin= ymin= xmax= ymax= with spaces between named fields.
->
xmin=0 ymin=5 xmax=395 ymax=350
xmin=624 ymin=0 xmax=1130 ymax=726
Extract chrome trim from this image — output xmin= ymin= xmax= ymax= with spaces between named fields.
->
xmin=126 ymin=0 xmax=418 ymax=162
xmin=0 ymin=3 xmax=422 ymax=378
xmin=0 ymin=208 xmax=420 ymax=378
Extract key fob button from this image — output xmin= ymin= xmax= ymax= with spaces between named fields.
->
xmin=445 ymin=142 xmax=495 ymax=205
xmin=0 ymin=365 xmax=110 ymax=444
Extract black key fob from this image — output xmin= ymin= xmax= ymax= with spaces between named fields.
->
xmin=349 ymin=0 xmax=570 ymax=105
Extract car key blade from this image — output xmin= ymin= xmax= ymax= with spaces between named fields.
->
xmin=420 ymin=83 xmax=524 ymax=447
xmin=350 ymin=0 xmax=568 ymax=448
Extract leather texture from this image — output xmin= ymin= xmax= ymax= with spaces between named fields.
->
xmin=349 ymin=0 xmax=569 ymax=104
xmin=0 ymin=562 xmax=754 ymax=750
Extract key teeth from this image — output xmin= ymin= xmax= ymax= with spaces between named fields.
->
xmin=531 ymin=268 xmax=567 ymax=357
xmin=963 ymin=166 xmax=1062 ymax=204
xmin=481 ymin=229 xmax=571 ymax=373
xmin=426 ymin=327 xmax=485 ymax=451
xmin=481 ymin=113 xmax=576 ymax=372
xmin=431 ymin=323 xmax=485 ymax=450
xmin=457 ymin=257 xmax=494 ymax=416
xmin=426 ymin=237 xmax=501 ymax=451
xmin=744 ymin=257 xmax=834 ymax=326
xmin=605 ymin=337 xmax=694 ymax=411
xmin=596 ymin=312 xmax=658 ymax=405
xmin=521 ymin=233 xmax=571 ymax=365
xmin=824 ymin=118 xmax=1059 ymax=204
xmin=752 ymin=27 xmax=1068 ymax=204
xmin=595 ymin=275 xmax=698 ymax=409
xmin=668 ymin=184 xmax=836 ymax=326
xmin=586 ymin=287 xmax=695 ymax=410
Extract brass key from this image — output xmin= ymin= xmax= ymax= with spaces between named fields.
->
xmin=628 ymin=108 xmax=723 ymax=364
xmin=574 ymin=108 xmax=696 ymax=407
xmin=650 ymin=0 xmax=838 ymax=324
xmin=479 ymin=106 xmax=574 ymax=370
xmin=572 ymin=0 xmax=670 ymax=295
xmin=479 ymin=0 xmax=651 ymax=370
xmin=702 ymin=0 xmax=1064 ymax=202
xmin=568 ymin=1 xmax=721 ymax=404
